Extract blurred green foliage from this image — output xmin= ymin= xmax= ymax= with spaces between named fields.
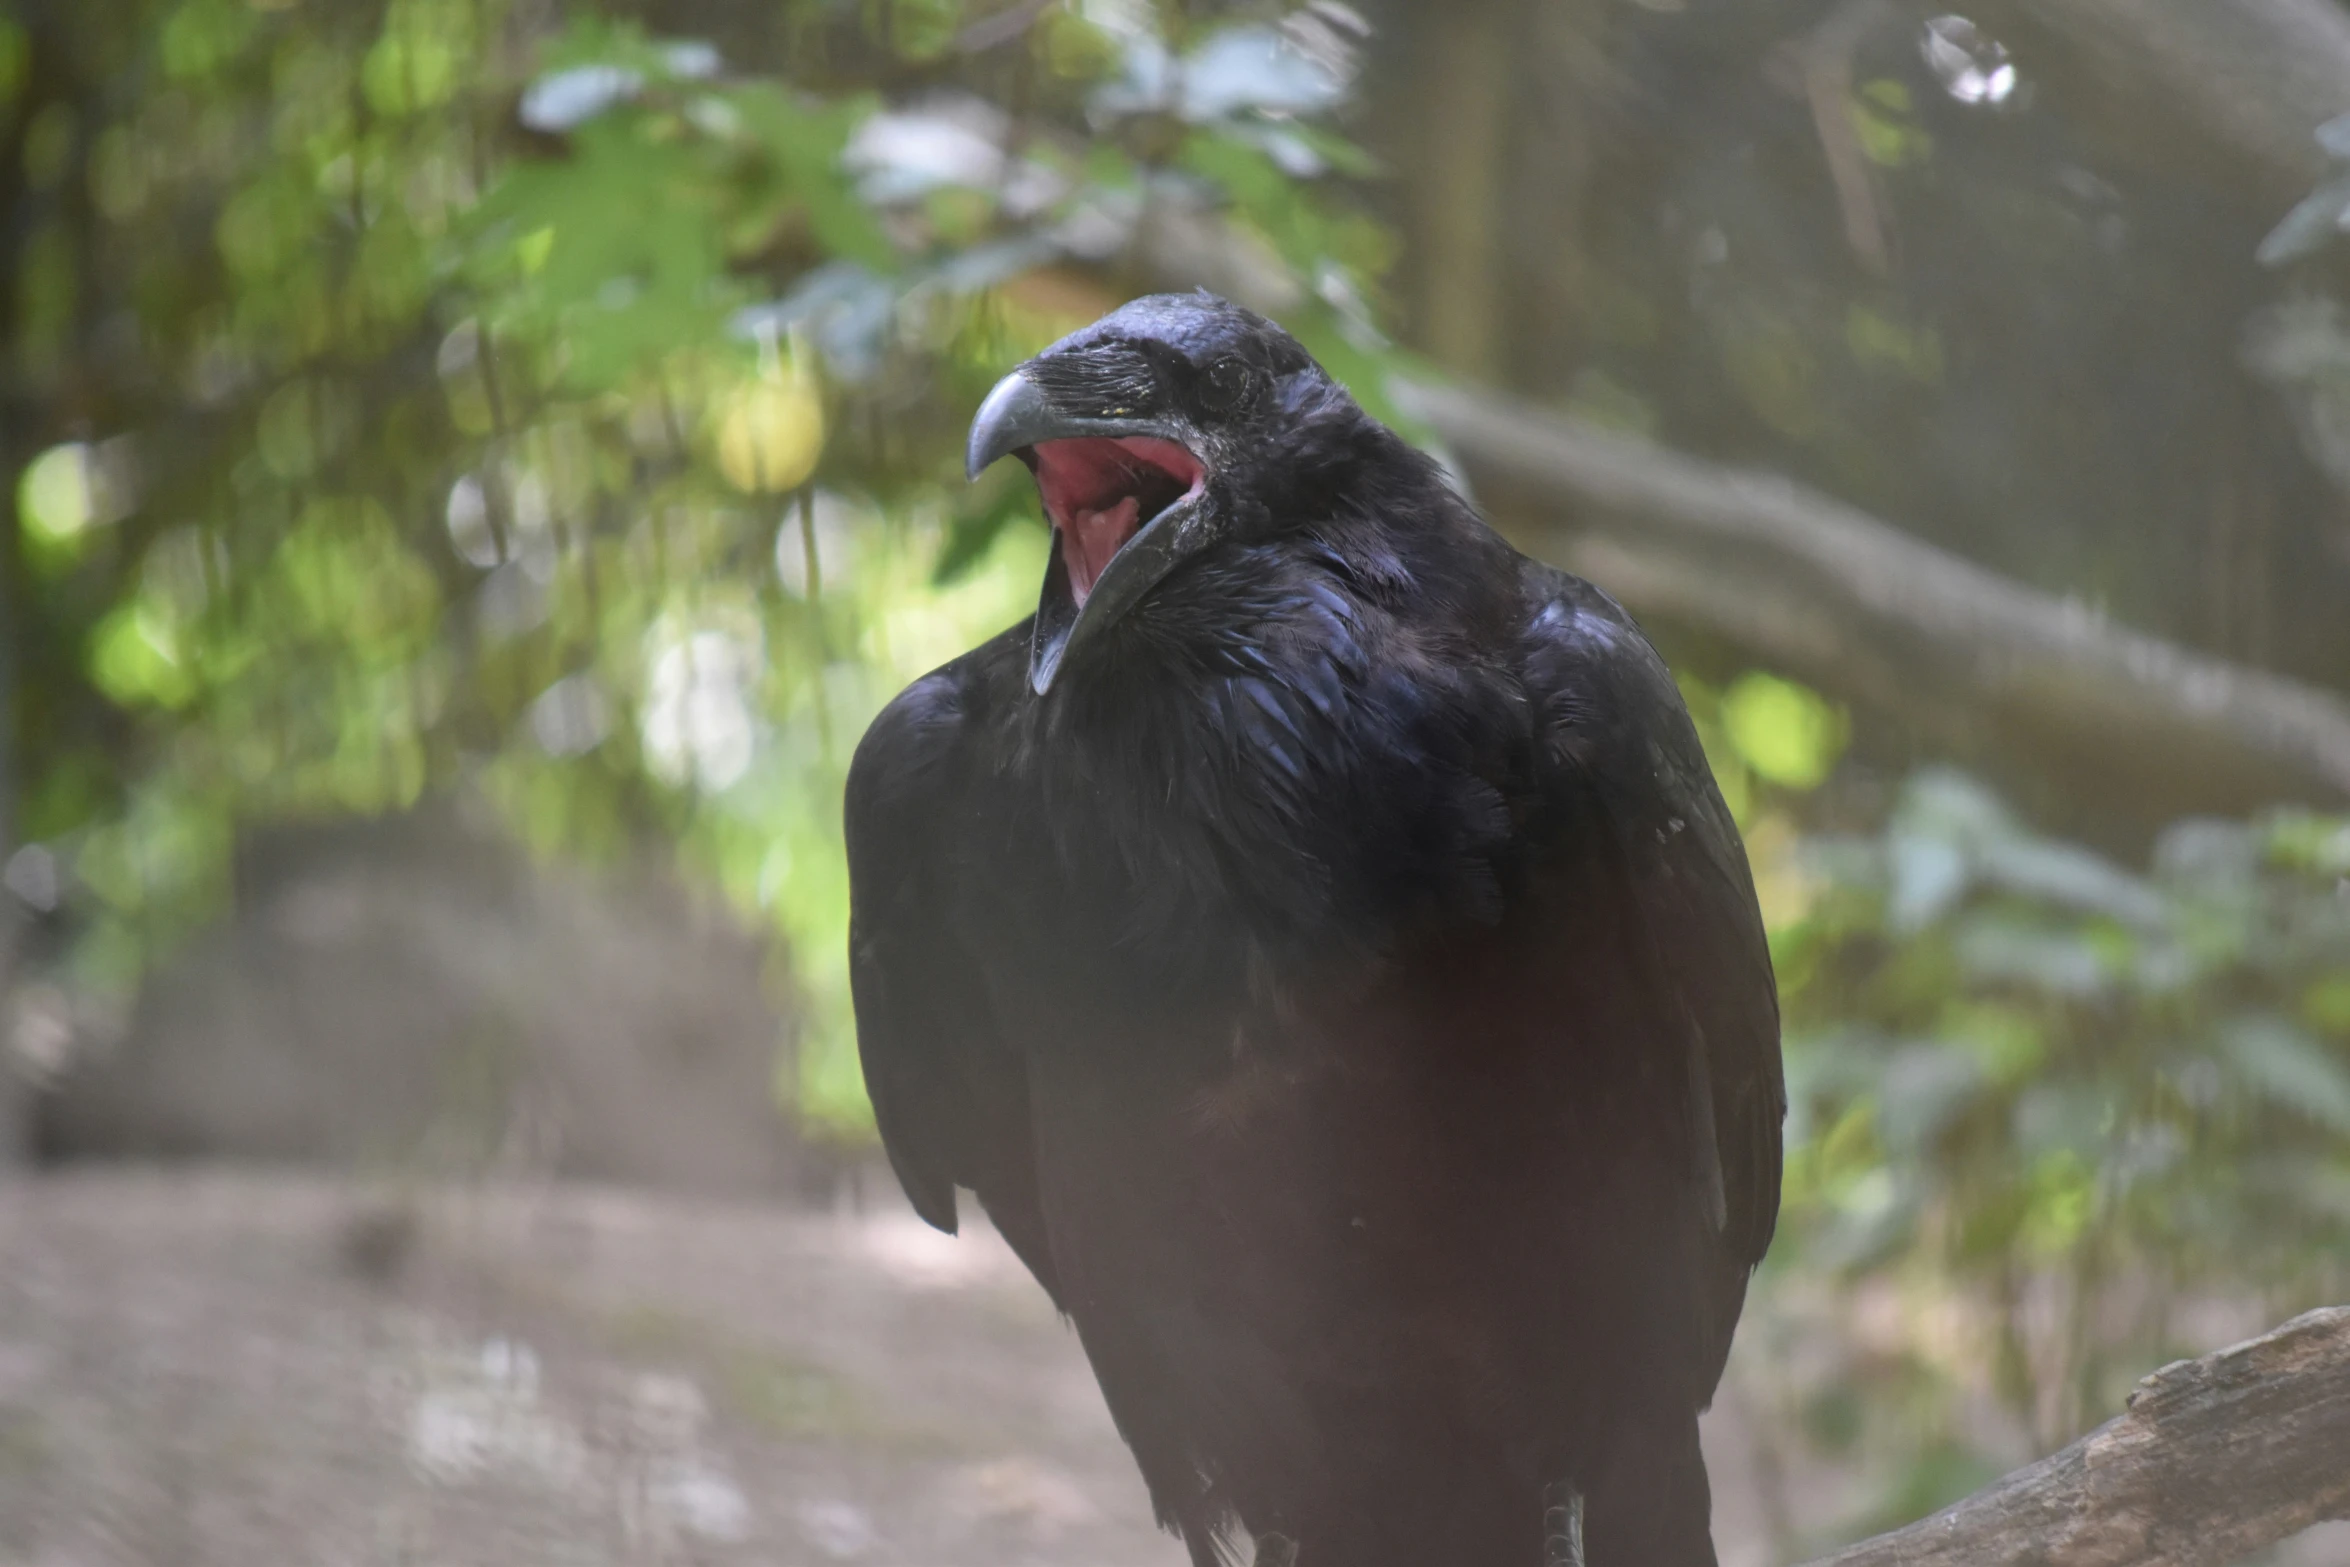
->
xmin=1755 ymin=767 xmax=2350 ymax=1531
xmin=1672 ymin=661 xmax=2350 ymax=1536
xmin=1 ymin=0 xmax=1411 ymax=1129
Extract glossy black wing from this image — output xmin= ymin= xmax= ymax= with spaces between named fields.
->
xmin=1522 ymin=567 xmax=1786 ymax=1371
xmin=844 ymin=648 xmax=1061 ymax=1297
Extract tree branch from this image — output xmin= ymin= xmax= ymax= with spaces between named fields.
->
xmin=1798 ymin=1306 xmax=2350 ymax=1567
xmin=1404 ymin=380 xmax=2350 ymax=812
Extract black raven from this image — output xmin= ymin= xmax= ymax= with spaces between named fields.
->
xmin=845 ymin=294 xmax=1783 ymax=1567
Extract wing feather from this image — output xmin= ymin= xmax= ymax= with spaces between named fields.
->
xmin=844 ymin=655 xmax=1061 ymax=1299
xmin=1523 ymin=567 xmax=1787 ymax=1369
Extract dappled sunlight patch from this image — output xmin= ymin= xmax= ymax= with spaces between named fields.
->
xmin=641 ymin=615 xmax=765 ymax=794
xmin=941 ymin=1455 xmax=1102 ymax=1536
xmin=1744 ymin=812 xmax=1823 ymax=933
xmin=855 ymin=1208 xmax=1028 ymax=1291
xmin=714 ymin=350 xmax=826 ymax=496
xmin=1919 ymin=16 xmax=2019 ymax=108
xmin=622 ymin=1371 xmax=755 ymax=1546
xmin=18 ymin=438 xmax=138 ymax=571
xmin=393 ymin=1335 xmax=591 ymax=1490
xmin=376 ymin=1326 xmax=764 ymax=1546
xmin=869 ymin=506 xmax=1052 ymax=680
xmin=797 ymin=1497 xmax=882 ymax=1559
xmin=775 ymin=488 xmax=871 ymax=599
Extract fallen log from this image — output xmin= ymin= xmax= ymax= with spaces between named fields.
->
xmin=1799 ymin=1306 xmax=2350 ymax=1567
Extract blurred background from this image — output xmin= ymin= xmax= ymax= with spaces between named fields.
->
xmin=2 ymin=0 xmax=2349 ymax=1561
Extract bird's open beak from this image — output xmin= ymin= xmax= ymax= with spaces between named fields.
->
xmin=966 ymin=370 xmax=1212 ymax=695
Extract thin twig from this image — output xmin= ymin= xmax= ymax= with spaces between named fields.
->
xmin=1798 ymin=0 xmax=1897 ymax=277
xmin=959 ymin=0 xmax=1059 ymax=55
xmin=798 ymin=488 xmax=834 ymax=759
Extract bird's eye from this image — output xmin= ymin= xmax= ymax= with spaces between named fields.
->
xmin=1199 ymin=356 xmax=1253 ymax=414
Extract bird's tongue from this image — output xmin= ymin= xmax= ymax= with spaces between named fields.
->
xmin=1062 ymin=496 xmax=1141 ymax=606
xmin=1030 ymin=435 xmax=1203 ymax=609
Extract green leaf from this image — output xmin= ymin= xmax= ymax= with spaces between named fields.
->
xmin=1954 ymin=913 xmax=2117 ymax=997
xmin=725 ymin=85 xmax=898 ymax=272
xmin=88 ymin=600 xmax=197 ymax=710
xmin=2220 ymin=1015 xmax=2350 ymax=1136
xmin=2266 ymin=810 xmax=2350 ymax=877
xmin=2304 ymin=973 xmax=2350 ymax=1035
xmin=159 ymin=0 xmax=259 ymax=81
xmin=1886 ymin=832 xmax=1968 ymax=931
xmin=361 ymin=0 xmax=467 ymax=116
xmin=0 ymin=17 xmax=28 ymax=110
xmin=1876 ymin=1041 xmax=1986 ymax=1157
xmin=1976 ymin=837 xmax=2168 ymax=929
xmin=1721 ymin=672 xmax=1847 ymax=789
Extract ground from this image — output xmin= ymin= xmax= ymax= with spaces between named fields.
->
xmin=0 ymin=1168 xmax=1181 ymax=1567
xmin=0 ymin=1168 xmax=2343 ymax=1567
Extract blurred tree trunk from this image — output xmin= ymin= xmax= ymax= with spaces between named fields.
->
xmin=1382 ymin=0 xmax=1511 ymax=378
xmin=0 ymin=440 xmax=23 ymax=1171
xmin=0 ymin=4 xmax=61 ymax=1166
xmin=1978 ymin=0 xmax=2350 ymax=201
xmin=1376 ymin=0 xmax=1619 ymax=386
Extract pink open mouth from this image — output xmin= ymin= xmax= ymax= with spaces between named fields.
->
xmin=1029 ymin=436 xmax=1206 ymax=606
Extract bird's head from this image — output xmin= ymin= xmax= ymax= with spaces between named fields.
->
xmin=966 ymin=292 xmax=1346 ymax=694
